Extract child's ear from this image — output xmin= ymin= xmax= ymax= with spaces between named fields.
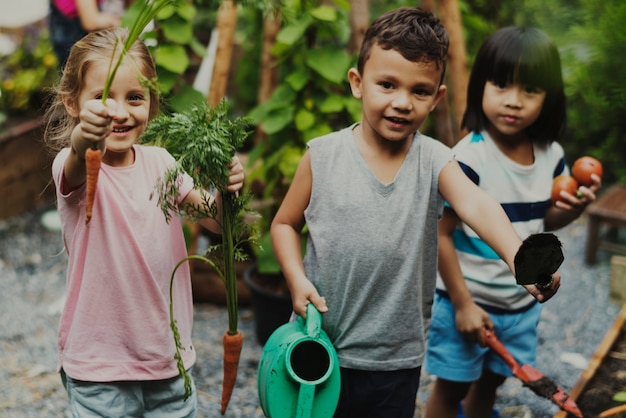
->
xmin=62 ymin=96 xmax=79 ymax=118
xmin=347 ymin=68 xmax=363 ymax=99
xmin=430 ymin=84 xmax=448 ymax=111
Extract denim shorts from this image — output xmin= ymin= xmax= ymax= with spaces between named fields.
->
xmin=61 ymin=370 xmax=197 ymax=418
xmin=424 ymin=293 xmax=542 ymax=382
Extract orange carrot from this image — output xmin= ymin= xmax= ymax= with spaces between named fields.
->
xmin=85 ymin=147 xmax=102 ymax=224
xmin=220 ymin=330 xmax=243 ymax=415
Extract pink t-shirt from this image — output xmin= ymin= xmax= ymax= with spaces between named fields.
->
xmin=53 ymin=0 xmax=105 ymax=18
xmin=52 ymin=145 xmax=196 ymax=382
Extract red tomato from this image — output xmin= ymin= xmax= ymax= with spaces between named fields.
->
xmin=551 ymin=175 xmax=579 ymax=204
xmin=571 ymin=156 xmax=603 ymax=187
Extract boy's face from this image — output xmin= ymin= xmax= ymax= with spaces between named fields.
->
xmin=348 ymin=44 xmax=446 ymax=143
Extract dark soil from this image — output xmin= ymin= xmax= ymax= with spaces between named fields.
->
xmin=571 ymin=326 xmax=626 ymax=418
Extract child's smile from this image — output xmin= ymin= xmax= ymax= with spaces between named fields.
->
xmin=76 ymin=60 xmax=151 ymax=166
xmin=349 ymin=44 xmax=446 ymax=146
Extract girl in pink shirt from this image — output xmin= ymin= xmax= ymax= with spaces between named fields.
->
xmin=44 ymin=27 xmax=244 ymax=417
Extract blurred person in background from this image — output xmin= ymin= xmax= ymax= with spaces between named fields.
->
xmin=49 ymin=0 xmax=128 ymax=68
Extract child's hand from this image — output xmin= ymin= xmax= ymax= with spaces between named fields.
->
xmin=524 ymin=271 xmax=561 ymax=303
xmin=225 ymin=155 xmax=244 ymax=193
xmin=73 ymin=98 xmax=116 ymax=157
xmin=289 ymin=277 xmax=328 ymax=319
xmin=454 ymin=302 xmax=493 ymax=347
xmin=554 ymin=173 xmax=601 ymax=212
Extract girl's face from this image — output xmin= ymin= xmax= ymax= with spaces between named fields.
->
xmin=76 ymin=59 xmax=151 ymax=164
xmin=482 ymin=80 xmax=546 ymax=141
xmin=348 ymin=44 xmax=446 ymax=145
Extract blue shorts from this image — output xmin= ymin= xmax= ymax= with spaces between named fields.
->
xmin=424 ymin=293 xmax=542 ymax=382
xmin=61 ymin=370 xmax=197 ymax=418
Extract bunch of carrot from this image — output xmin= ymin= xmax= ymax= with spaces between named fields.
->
xmin=84 ymin=0 xmax=175 ymax=223
xmin=142 ymin=100 xmax=257 ymax=414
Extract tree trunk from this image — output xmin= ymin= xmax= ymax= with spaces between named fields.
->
xmin=207 ymin=0 xmax=238 ymax=107
xmin=420 ymin=0 xmax=436 ymax=12
xmin=254 ymin=12 xmax=281 ymax=145
xmin=437 ymin=0 xmax=468 ymax=142
xmin=349 ymin=0 xmax=369 ymax=54
xmin=419 ymin=0 xmax=454 ymax=146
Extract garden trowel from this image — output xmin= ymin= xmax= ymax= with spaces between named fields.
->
xmin=483 ymin=328 xmax=583 ymax=417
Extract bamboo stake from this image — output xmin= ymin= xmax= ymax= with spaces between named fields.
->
xmin=207 ymin=0 xmax=238 ymax=107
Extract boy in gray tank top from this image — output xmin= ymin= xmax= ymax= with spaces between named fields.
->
xmin=270 ymin=7 xmax=562 ymax=418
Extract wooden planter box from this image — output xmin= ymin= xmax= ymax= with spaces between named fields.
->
xmin=554 ymin=302 xmax=626 ymax=418
xmin=0 ymin=117 xmax=56 ymax=220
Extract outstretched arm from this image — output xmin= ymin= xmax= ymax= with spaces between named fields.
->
xmin=439 ymin=159 xmax=560 ymax=303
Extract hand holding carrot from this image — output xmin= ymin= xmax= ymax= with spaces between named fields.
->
xmin=71 ymin=99 xmax=116 ymax=159
xmin=70 ymin=98 xmax=116 ymax=223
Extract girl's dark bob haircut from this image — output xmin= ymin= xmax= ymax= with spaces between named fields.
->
xmin=461 ymin=26 xmax=566 ymax=144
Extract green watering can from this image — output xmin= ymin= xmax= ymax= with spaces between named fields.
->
xmin=257 ymin=303 xmax=341 ymax=418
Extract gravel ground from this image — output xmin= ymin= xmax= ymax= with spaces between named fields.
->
xmin=0 ymin=204 xmax=622 ymax=418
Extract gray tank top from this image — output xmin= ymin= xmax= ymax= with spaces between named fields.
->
xmin=303 ymin=124 xmax=452 ymax=370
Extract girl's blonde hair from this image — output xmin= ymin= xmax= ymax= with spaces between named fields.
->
xmin=45 ymin=27 xmax=160 ymax=153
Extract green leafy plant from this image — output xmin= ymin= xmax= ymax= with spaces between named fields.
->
xmin=103 ymin=0 xmax=177 ymax=100
xmin=142 ymin=100 xmax=258 ymax=411
xmin=246 ymin=0 xmax=358 ymax=274
xmin=0 ymin=28 xmax=57 ymax=122
xmin=128 ymin=0 xmax=208 ymax=113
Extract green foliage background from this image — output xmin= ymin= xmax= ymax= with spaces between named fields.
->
xmin=3 ymin=0 xmax=623 ymax=185
xmin=234 ymin=0 xmax=626 ymax=186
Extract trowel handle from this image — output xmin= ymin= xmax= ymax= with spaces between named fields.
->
xmin=483 ymin=328 xmax=521 ymax=374
xmin=305 ymin=303 xmax=322 ymax=338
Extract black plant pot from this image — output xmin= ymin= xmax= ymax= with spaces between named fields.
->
xmin=243 ymin=265 xmax=293 ymax=345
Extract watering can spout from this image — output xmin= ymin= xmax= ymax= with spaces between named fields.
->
xmin=258 ymin=304 xmax=341 ymax=418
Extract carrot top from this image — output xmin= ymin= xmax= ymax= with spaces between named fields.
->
xmin=143 ymin=100 xmax=258 ymax=401
xmin=101 ymin=0 xmax=176 ymax=104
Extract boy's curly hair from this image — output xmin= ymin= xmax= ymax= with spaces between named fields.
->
xmin=357 ymin=7 xmax=449 ymax=84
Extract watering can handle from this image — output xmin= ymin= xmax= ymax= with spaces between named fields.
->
xmin=305 ymin=303 xmax=322 ymax=338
